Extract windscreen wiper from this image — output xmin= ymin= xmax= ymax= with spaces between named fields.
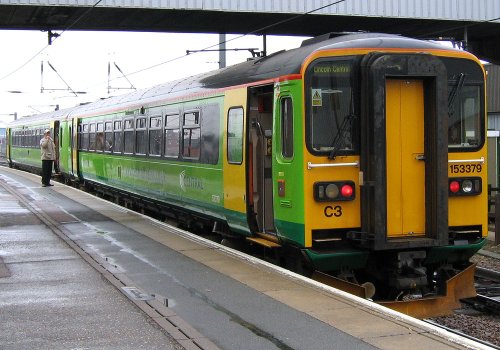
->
xmin=448 ymin=73 xmax=465 ymax=115
xmin=328 ymin=113 xmax=356 ymax=160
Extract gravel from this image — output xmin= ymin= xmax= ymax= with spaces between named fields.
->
xmin=430 ymin=241 xmax=500 ymax=347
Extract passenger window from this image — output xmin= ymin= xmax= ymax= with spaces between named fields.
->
xmin=104 ymin=121 xmax=113 ymax=152
xmin=123 ymin=119 xmax=134 ymax=154
xmin=281 ymin=98 xmax=293 ymax=158
xmin=165 ymin=114 xmax=180 ymax=158
xmin=135 ymin=117 xmax=147 ymax=155
xmin=80 ymin=124 xmax=89 ymax=150
xmin=182 ymin=111 xmax=201 ymax=159
xmin=149 ymin=116 xmax=162 ymax=156
xmin=96 ymin=122 xmax=104 ymax=152
xmin=227 ymin=107 xmax=244 ymax=164
xmin=89 ymin=123 xmax=96 ymax=151
xmin=113 ymin=120 xmax=123 ymax=153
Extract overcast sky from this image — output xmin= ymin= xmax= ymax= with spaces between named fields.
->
xmin=0 ymin=30 xmax=308 ymax=125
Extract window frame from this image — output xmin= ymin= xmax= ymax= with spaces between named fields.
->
xmin=96 ymin=122 xmax=105 ymax=152
xmin=135 ymin=116 xmax=148 ymax=155
xmin=123 ymin=118 xmax=135 ymax=155
xmin=227 ymin=106 xmax=244 ymax=164
xmin=304 ymin=56 xmax=360 ymax=157
xmin=164 ymin=113 xmax=180 ymax=158
xmin=280 ymin=97 xmax=294 ymax=159
xmin=182 ymin=110 xmax=201 ymax=160
xmin=113 ymin=119 xmax=123 ymax=154
xmin=104 ymin=121 xmax=113 ymax=153
xmin=88 ymin=123 xmax=97 ymax=151
xmin=149 ymin=115 xmax=163 ymax=157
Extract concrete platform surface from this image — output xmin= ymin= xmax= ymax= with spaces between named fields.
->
xmin=0 ymin=166 xmax=493 ymax=350
xmin=0 ymin=185 xmax=183 ymax=349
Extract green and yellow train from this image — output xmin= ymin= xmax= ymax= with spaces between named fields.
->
xmin=6 ymin=33 xmax=488 ymax=308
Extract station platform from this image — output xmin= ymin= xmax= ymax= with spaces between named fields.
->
xmin=0 ymin=166 xmax=493 ymax=350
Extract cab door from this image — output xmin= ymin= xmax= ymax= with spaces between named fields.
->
xmin=360 ymin=53 xmax=449 ymax=249
xmin=386 ymin=79 xmax=425 ymax=237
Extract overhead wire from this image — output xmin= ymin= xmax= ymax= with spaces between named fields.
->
xmin=0 ymin=0 xmax=103 ymax=82
xmin=0 ymin=0 xmax=343 ymax=86
xmin=106 ymin=0 xmax=349 ymax=80
xmin=2 ymin=0 xmax=498 ymax=89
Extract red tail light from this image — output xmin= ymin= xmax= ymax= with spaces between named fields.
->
xmin=449 ymin=180 xmax=460 ymax=193
xmin=448 ymin=177 xmax=482 ymax=196
xmin=341 ymin=184 xmax=354 ymax=198
xmin=314 ymin=181 xmax=355 ymax=202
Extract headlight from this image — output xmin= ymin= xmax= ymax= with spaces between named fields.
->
xmin=462 ymin=179 xmax=473 ymax=193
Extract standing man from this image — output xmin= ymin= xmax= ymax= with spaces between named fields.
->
xmin=40 ymin=129 xmax=55 ymax=187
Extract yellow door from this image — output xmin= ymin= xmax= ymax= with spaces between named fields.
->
xmin=223 ymin=88 xmax=247 ymax=214
xmin=386 ymin=79 xmax=425 ymax=237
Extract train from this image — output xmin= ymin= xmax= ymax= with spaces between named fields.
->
xmin=6 ymin=33 xmax=488 ymax=307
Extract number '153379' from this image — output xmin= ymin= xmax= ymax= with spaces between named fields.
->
xmin=449 ymin=164 xmax=482 ymax=174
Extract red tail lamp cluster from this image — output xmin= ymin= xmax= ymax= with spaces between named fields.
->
xmin=314 ymin=181 xmax=355 ymax=202
xmin=448 ymin=177 xmax=482 ymax=196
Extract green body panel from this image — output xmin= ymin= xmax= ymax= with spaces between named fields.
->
xmin=274 ymin=219 xmax=305 ymax=245
xmin=224 ymin=210 xmax=252 ymax=236
xmin=79 ymin=153 xmax=226 ymax=220
xmin=272 ymin=80 xmax=306 ymax=246
xmin=424 ymin=238 xmax=487 ymax=265
xmin=305 ymin=238 xmax=487 ymax=272
xmin=10 ymin=146 xmax=41 ymax=169
xmin=304 ymin=249 xmax=370 ymax=271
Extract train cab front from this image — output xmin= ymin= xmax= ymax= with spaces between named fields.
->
xmin=299 ymin=43 xmax=488 ymax=303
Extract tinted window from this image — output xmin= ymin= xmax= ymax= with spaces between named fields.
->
xmin=96 ymin=122 xmax=105 ymax=152
xmin=104 ymin=121 xmax=113 ymax=152
xmin=149 ymin=116 xmax=162 ymax=156
xmin=200 ymin=104 xmax=220 ymax=164
xmin=165 ymin=114 xmax=180 ymax=157
xmin=89 ymin=123 xmax=96 ymax=151
xmin=227 ymin=107 xmax=243 ymax=164
xmin=183 ymin=128 xmax=200 ymax=159
xmin=442 ymin=58 xmax=485 ymax=151
xmin=113 ymin=120 xmax=123 ymax=153
xmin=135 ymin=117 xmax=147 ymax=155
xmin=306 ymin=58 xmax=357 ymax=156
xmin=281 ymin=98 xmax=293 ymax=158
xmin=182 ymin=111 xmax=201 ymax=160
xmin=123 ymin=119 xmax=134 ymax=154
xmin=81 ymin=124 xmax=89 ymax=150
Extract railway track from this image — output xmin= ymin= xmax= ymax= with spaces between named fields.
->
xmin=462 ymin=267 xmax=500 ymax=315
xmin=425 ymin=319 xmax=500 ymax=350
xmin=429 ymin=261 xmax=500 ymax=347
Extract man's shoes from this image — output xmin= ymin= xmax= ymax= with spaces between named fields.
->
xmin=47 ymin=184 xmax=54 ymax=186
xmin=41 ymin=184 xmax=47 ymax=187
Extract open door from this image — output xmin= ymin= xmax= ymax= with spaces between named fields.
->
xmin=52 ymin=120 xmax=60 ymax=173
xmin=248 ymin=85 xmax=275 ymax=234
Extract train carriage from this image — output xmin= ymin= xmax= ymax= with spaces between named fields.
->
xmin=7 ymin=33 xmax=488 ymax=310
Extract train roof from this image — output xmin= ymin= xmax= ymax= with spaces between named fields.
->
xmin=7 ymin=106 xmax=74 ymax=128
xmin=9 ymin=33 xmax=461 ymax=124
